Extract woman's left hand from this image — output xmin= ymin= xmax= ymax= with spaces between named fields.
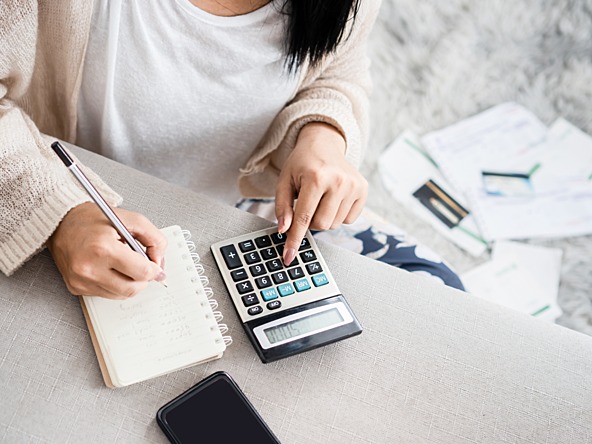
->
xmin=275 ymin=122 xmax=368 ymax=266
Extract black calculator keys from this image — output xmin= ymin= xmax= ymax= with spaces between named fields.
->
xmin=250 ymin=264 xmax=266 ymax=277
xmin=236 ymin=280 xmax=254 ymax=294
xmin=220 ymin=245 xmax=242 ymax=269
xmin=238 ymin=240 xmax=256 ymax=252
xmin=300 ymin=250 xmax=317 ymax=263
xmin=255 ymin=276 xmax=272 ymax=289
xmin=265 ymin=259 xmax=283 ymax=272
xmin=247 ymin=306 xmax=263 ymax=316
xmin=299 ymin=237 xmax=311 ymax=251
xmin=270 ymin=232 xmax=286 ymax=244
xmin=214 ymin=228 xmax=337 ymax=321
xmin=271 ymin=271 xmax=289 ymax=284
xmin=306 ymin=262 xmax=323 ymax=275
xmin=244 ymin=251 xmax=262 ymax=264
xmin=241 ymin=294 xmax=259 ymax=307
xmin=267 ymin=300 xmax=281 ymax=310
xmin=288 ymin=266 xmax=305 ymax=280
xmin=254 ymin=235 xmax=272 ymax=249
xmin=261 ymin=247 xmax=277 ymax=260
xmin=231 ymin=268 xmax=248 ymax=282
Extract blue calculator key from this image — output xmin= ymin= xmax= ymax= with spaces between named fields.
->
xmin=312 ymin=273 xmax=329 ymax=287
xmin=294 ymin=278 xmax=311 ymax=292
xmin=261 ymin=288 xmax=279 ymax=301
xmin=277 ymin=283 xmax=295 ymax=297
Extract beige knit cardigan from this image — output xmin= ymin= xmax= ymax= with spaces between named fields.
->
xmin=0 ymin=0 xmax=380 ymax=276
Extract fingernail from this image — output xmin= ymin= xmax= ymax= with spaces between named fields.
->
xmin=160 ymin=257 xmax=166 ymax=270
xmin=277 ymin=216 xmax=285 ymax=234
xmin=284 ymin=248 xmax=296 ymax=266
xmin=156 ymin=271 xmax=167 ymax=282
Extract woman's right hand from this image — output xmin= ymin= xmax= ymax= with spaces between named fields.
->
xmin=46 ymin=202 xmax=167 ymax=300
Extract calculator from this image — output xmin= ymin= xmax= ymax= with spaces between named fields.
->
xmin=211 ymin=227 xmax=362 ymax=363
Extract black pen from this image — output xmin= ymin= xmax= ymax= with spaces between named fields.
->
xmin=51 ymin=141 xmax=167 ymax=288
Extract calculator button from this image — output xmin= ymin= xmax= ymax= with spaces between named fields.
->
xmin=294 ymin=278 xmax=311 ymax=292
xmin=276 ymin=245 xmax=298 ymax=265
xmin=248 ymin=306 xmax=263 ymax=316
xmin=300 ymin=250 xmax=317 ymax=263
xmin=238 ymin=240 xmax=256 ymax=252
xmin=249 ymin=264 xmax=266 ymax=277
xmin=231 ymin=268 xmax=248 ymax=282
xmin=254 ymin=235 xmax=272 ymax=249
xmin=244 ymin=251 xmax=262 ymax=265
xmin=261 ymin=288 xmax=279 ymax=301
xmin=255 ymin=276 xmax=272 ymax=289
xmin=236 ymin=280 xmax=254 ymax=294
xmin=312 ymin=273 xmax=329 ymax=287
xmin=267 ymin=300 xmax=282 ymax=310
xmin=265 ymin=259 xmax=283 ymax=272
xmin=306 ymin=262 xmax=323 ymax=275
xmin=288 ymin=266 xmax=304 ymax=280
xmin=241 ymin=293 xmax=259 ymax=307
xmin=271 ymin=271 xmax=288 ymax=284
xmin=270 ymin=232 xmax=286 ymax=244
xmin=283 ymin=254 xmax=299 ymax=267
xmin=261 ymin=247 xmax=277 ymax=260
xmin=277 ymin=283 xmax=295 ymax=297
xmin=299 ymin=237 xmax=311 ymax=251
xmin=220 ymin=245 xmax=242 ymax=270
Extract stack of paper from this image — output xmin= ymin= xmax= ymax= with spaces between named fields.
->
xmin=377 ymin=103 xmax=592 ymax=322
xmin=421 ymin=102 xmax=592 ymax=241
xmin=378 ymin=131 xmax=488 ymax=257
xmin=461 ymin=241 xmax=563 ymax=322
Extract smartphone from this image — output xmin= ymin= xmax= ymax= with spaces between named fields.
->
xmin=156 ymin=371 xmax=280 ymax=444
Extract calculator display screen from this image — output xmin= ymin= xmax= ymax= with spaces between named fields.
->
xmin=263 ymin=308 xmax=344 ymax=344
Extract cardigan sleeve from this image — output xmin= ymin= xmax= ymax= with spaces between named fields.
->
xmin=0 ymin=2 xmax=121 ymax=276
xmin=238 ymin=0 xmax=382 ymax=197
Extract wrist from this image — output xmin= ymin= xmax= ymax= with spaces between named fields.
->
xmin=297 ymin=122 xmax=346 ymax=156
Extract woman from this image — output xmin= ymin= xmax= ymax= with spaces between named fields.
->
xmin=0 ymin=0 xmax=462 ymax=299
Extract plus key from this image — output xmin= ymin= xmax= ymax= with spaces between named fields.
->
xmin=220 ymin=245 xmax=242 ymax=269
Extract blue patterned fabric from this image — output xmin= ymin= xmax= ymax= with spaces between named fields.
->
xmin=236 ymin=199 xmax=464 ymax=291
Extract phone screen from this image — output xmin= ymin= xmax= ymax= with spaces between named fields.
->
xmin=157 ymin=372 xmax=279 ymax=444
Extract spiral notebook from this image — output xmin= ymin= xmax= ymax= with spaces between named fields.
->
xmin=80 ymin=226 xmax=231 ymax=388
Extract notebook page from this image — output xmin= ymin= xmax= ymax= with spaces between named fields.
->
xmin=83 ymin=226 xmax=225 ymax=387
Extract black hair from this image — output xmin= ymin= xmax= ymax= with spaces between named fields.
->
xmin=279 ymin=0 xmax=361 ymax=71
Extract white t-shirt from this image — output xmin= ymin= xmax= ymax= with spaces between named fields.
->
xmin=77 ymin=0 xmax=299 ymax=204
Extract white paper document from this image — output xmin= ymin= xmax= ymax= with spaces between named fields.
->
xmin=378 ymin=131 xmax=488 ymax=256
xmin=461 ymin=241 xmax=563 ymax=322
xmin=422 ymin=103 xmax=592 ymax=241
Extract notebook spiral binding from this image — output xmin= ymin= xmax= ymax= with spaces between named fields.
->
xmin=182 ymin=230 xmax=233 ymax=347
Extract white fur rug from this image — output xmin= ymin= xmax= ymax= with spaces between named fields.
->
xmin=363 ymin=0 xmax=592 ymax=335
